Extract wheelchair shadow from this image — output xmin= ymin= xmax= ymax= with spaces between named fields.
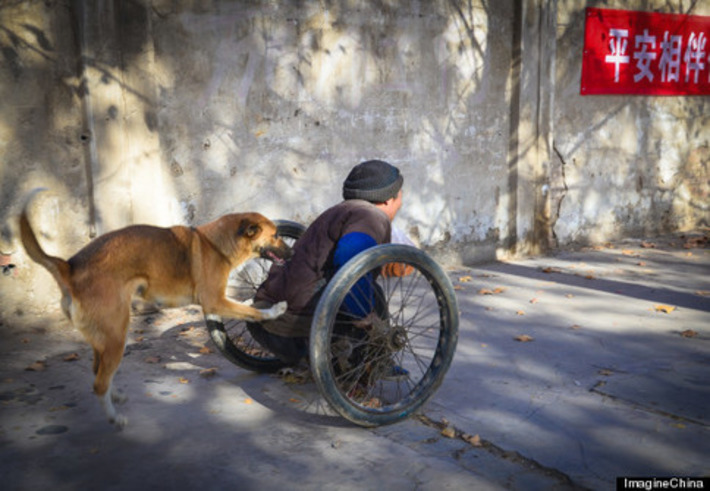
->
xmin=1 ymin=305 xmax=363 ymax=435
xmin=234 ymin=370 xmax=354 ymax=428
xmin=157 ymin=312 xmax=354 ymax=428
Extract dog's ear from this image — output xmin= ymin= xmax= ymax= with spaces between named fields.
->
xmin=238 ymin=221 xmax=261 ymax=239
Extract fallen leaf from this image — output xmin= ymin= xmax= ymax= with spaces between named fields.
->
xmin=493 ymin=287 xmax=506 ymax=294
xmin=696 ymin=290 xmax=710 ymax=296
xmin=529 ymin=298 xmax=538 ymax=304
xmin=145 ymin=356 xmax=161 ymax=364
xmin=63 ymin=353 xmax=80 ymax=362
xmin=640 ymin=241 xmax=656 ymax=248
xmin=654 ymin=304 xmax=676 ymax=314
xmin=459 ymin=276 xmax=473 ymax=283
xmin=683 ymin=236 xmax=708 ymax=248
xmin=571 ymin=324 xmax=582 ymax=330
xmin=680 ymin=329 xmax=698 ymax=338
xmin=178 ymin=377 xmax=190 ymax=384
xmin=515 ymin=334 xmax=534 ymax=342
xmin=199 ymin=346 xmax=212 ymax=354
xmin=289 ymin=398 xmax=301 ymax=404
xmin=244 ymin=398 xmax=253 ymax=404
xmin=199 ymin=367 xmax=217 ymax=378
xmin=598 ymin=369 xmax=614 ymax=376
xmin=637 ymin=261 xmax=647 ymax=266
xmin=362 ymin=397 xmax=382 ymax=408
xmin=463 ymin=433 xmax=482 ymax=447
xmin=135 ymin=336 xmax=145 ymax=342
xmin=565 ymin=294 xmax=575 ymax=298
xmin=25 ymin=361 xmax=47 ymax=371
xmin=478 ymin=288 xmax=493 ymax=295
xmin=621 ymin=249 xmax=638 ymax=256
xmin=441 ymin=426 xmax=456 ymax=438
xmin=515 ymin=310 xmax=526 ymax=316
xmin=541 ymin=266 xmax=562 ymax=274
xmin=454 ymin=285 xmax=464 ymax=291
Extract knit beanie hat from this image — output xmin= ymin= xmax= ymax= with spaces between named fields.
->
xmin=342 ymin=160 xmax=403 ymax=203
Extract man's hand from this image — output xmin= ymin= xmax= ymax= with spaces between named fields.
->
xmin=381 ymin=262 xmax=415 ymax=277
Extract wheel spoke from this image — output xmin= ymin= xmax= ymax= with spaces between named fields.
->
xmin=312 ymin=244 xmax=458 ymax=426
xmin=207 ymin=221 xmax=305 ymax=373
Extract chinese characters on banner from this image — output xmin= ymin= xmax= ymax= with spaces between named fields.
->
xmin=581 ymin=7 xmax=710 ymax=95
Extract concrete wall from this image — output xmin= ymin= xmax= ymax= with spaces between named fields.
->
xmin=552 ymin=1 xmax=709 ymax=245
xmin=1 ymin=0 xmax=708 ymax=319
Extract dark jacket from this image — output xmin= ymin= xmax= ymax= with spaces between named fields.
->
xmin=255 ymin=199 xmax=391 ymax=318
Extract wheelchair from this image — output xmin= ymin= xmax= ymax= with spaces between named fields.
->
xmin=206 ymin=220 xmax=458 ymax=427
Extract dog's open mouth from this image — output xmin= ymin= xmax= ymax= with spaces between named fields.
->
xmin=261 ymin=248 xmax=290 ymax=266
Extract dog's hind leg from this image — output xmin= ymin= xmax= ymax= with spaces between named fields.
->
xmin=90 ymin=312 xmax=130 ymax=428
xmin=94 ymin=341 xmax=128 ymax=428
xmin=92 ymin=347 xmax=100 ymax=374
xmin=92 ymin=345 xmax=127 ymax=398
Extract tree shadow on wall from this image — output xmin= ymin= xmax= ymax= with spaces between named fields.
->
xmin=550 ymin=1 xmax=709 ymax=245
xmin=0 ymin=1 xmax=155 ymax=245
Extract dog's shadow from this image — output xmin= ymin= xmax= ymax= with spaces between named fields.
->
xmin=3 ymin=309 xmax=352 ymax=442
xmin=147 ymin=310 xmax=350 ymax=428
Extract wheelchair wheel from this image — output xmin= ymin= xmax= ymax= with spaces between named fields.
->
xmin=206 ymin=220 xmax=305 ymax=373
xmin=310 ymin=244 xmax=458 ymax=427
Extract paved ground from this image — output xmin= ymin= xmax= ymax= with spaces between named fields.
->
xmin=1 ymin=231 xmax=708 ymax=490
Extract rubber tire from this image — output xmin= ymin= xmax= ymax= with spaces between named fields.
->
xmin=310 ymin=244 xmax=459 ymax=427
xmin=206 ymin=219 xmax=306 ymax=373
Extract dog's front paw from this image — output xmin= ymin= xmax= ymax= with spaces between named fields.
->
xmin=262 ymin=301 xmax=287 ymax=320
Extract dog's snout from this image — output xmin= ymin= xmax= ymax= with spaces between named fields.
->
xmin=260 ymin=235 xmax=294 ymax=264
xmin=279 ymin=239 xmax=294 ymax=260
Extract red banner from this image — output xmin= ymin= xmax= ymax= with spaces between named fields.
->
xmin=581 ymin=8 xmax=710 ymax=95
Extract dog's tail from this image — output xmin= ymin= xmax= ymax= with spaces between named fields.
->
xmin=19 ymin=188 xmax=73 ymax=299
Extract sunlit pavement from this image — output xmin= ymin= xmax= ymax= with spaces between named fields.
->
xmin=1 ymin=232 xmax=707 ymax=490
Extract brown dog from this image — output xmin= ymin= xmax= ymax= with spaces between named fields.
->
xmin=19 ymin=189 xmax=292 ymax=428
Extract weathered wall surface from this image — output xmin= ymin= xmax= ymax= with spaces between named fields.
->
xmin=552 ymin=1 xmax=709 ymax=245
xmin=1 ymin=0 xmax=708 ymax=319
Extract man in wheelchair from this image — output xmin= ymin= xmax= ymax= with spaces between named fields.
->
xmin=248 ymin=159 xmax=407 ymax=372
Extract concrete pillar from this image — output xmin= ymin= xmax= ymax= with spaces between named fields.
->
xmin=507 ymin=0 xmax=556 ymax=255
xmin=71 ymin=0 xmax=169 ymax=235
